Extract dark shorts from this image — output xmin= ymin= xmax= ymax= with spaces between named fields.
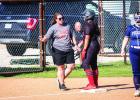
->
xmin=52 ymin=47 xmax=75 ymax=66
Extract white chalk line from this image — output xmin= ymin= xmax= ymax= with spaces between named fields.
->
xmin=0 ymin=91 xmax=83 ymax=100
xmin=0 ymin=88 xmax=108 ymax=100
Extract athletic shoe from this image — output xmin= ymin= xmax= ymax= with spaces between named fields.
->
xmin=134 ymin=90 xmax=140 ymax=97
xmin=83 ymin=84 xmax=97 ymax=90
xmin=60 ymin=84 xmax=68 ymax=91
xmin=57 ymin=79 xmax=67 ymax=91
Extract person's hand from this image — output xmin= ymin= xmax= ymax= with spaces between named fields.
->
xmin=81 ymin=49 xmax=86 ymax=60
xmin=39 ymin=36 xmax=46 ymax=42
xmin=76 ymin=45 xmax=81 ymax=52
xmin=74 ymin=45 xmax=81 ymax=52
xmin=121 ymin=49 xmax=125 ymax=56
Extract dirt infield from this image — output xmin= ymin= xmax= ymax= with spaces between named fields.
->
xmin=0 ymin=77 xmax=139 ymax=100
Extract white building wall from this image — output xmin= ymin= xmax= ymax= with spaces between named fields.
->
xmin=92 ymin=0 xmax=131 ymax=15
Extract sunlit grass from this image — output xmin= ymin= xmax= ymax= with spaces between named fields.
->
xmin=0 ymin=61 xmax=132 ymax=78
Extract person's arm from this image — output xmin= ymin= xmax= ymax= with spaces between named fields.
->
xmin=83 ymin=35 xmax=90 ymax=51
xmin=40 ymin=35 xmax=48 ymax=43
xmin=71 ymin=29 xmax=81 ymax=51
xmin=81 ymin=23 xmax=91 ymax=60
xmin=81 ymin=35 xmax=90 ymax=60
xmin=40 ymin=26 xmax=54 ymax=43
xmin=78 ymin=40 xmax=83 ymax=48
xmin=121 ymin=37 xmax=129 ymax=56
xmin=121 ymin=25 xmax=131 ymax=56
xmin=72 ymin=35 xmax=77 ymax=46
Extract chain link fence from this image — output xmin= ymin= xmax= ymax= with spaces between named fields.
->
xmin=100 ymin=0 xmax=136 ymax=54
xmin=0 ymin=0 xmax=139 ymax=74
xmin=45 ymin=0 xmax=139 ymax=55
xmin=0 ymin=1 xmax=43 ymax=74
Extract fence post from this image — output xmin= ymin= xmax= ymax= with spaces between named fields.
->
xmin=123 ymin=0 xmax=127 ymax=64
xmin=39 ymin=0 xmax=46 ymax=69
xmin=98 ymin=0 xmax=104 ymax=53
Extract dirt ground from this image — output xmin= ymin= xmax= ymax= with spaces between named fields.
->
xmin=0 ymin=77 xmax=140 ymax=100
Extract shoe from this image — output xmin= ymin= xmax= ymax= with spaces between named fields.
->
xmin=57 ymin=79 xmax=68 ymax=91
xmin=134 ymin=90 xmax=140 ymax=97
xmin=83 ymin=84 xmax=97 ymax=90
xmin=60 ymin=84 xmax=68 ymax=91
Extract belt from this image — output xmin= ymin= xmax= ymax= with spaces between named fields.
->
xmin=131 ymin=46 xmax=140 ymax=49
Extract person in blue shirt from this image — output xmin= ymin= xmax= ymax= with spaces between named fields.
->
xmin=121 ymin=12 xmax=140 ymax=97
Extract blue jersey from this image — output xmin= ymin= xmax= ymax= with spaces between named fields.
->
xmin=125 ymin=25 xmax=140 ymax=46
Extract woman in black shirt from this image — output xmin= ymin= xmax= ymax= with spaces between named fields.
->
xmin=81 ymin=9 xmax=100 ymax=90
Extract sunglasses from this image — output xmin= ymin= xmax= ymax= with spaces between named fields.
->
xmin=135 ymin=16 xmax=140 ymax=20
xmin=57 ymin=17 xmax=64 ymax=21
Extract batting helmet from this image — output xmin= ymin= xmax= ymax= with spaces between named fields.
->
xmin=82 ymin=9 xmax=95 ymax=20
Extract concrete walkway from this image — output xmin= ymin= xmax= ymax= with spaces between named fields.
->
xmin=46 ymin=56 xmax=129 ymax=65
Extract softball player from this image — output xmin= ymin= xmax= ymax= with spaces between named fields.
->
xmin=121 ymin=12 xmax=140 ymax=96
xmin=81 ymin=9 xmax=100 ymax=90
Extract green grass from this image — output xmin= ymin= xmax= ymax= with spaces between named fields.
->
xmin=99 ymin=62 xmax=132 ymax=77
xmin=0 ymin=61 xmax=132 ymax=78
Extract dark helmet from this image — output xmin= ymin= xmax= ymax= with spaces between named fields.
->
xmin=82 ymin=9 xmax=95 ymax=20
xmin=134 ymin=12 xmax=140 ymax=23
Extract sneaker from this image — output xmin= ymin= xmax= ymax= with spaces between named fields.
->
xmin=57 ymin=79 xmax=67 ymax=91
xmin=83 ymin=84 xmax=97 ymax=90
xmin=134 ymin=90 xmax=140 ymax=97
xmin=60 ymin=84 xmax=68 ymax=91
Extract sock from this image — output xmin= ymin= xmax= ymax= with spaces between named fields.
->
xmin=84 ymin=69 xmax=95 ymax=86
xmin=93 ymin=68 xmax=99 ymax=86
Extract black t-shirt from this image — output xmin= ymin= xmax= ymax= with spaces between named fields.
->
xmin=83 ymin=20 xmax=100 ymax=41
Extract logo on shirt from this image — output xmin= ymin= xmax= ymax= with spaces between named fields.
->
xmin=57 ymin=28 xmax=69 ymax=39
xmin=132 ymin=31 xmax=140 ymax=36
